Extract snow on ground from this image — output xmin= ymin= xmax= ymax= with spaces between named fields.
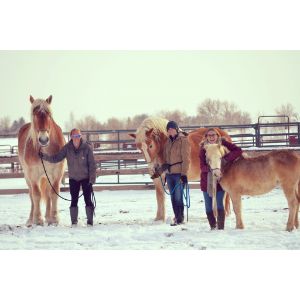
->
xmin=1 ymin=187 xmax=300 ymax=250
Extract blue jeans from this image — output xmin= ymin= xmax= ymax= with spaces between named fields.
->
xmin=166 ymin=174 xmax=184 ymax=211
xmin=203 ymin=191 xmax=225 ymax=213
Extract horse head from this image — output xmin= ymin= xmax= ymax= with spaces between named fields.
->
xmin=30 ymin=95 xmax=53 ymax=147
xmin=204 ymin=143 xmax=227 ymax=180
xmin=130 ymin=128 xmax=166 ymax=164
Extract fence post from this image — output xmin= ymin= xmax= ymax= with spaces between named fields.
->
xmin=254 ymin=123 xmax=260 ymax=147
xmin=117 ymin=131 xmax=120 ymax=183
xmin=298 ymin=122 xmax=300 ymax=145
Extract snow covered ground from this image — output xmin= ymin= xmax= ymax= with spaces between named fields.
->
xmin=1 ymin=186 xmax=300 ymax=249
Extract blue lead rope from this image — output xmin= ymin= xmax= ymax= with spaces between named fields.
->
xmin=159 ymin=175 xmax=191 ymax=222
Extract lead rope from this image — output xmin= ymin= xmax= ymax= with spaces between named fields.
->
xmin=39 ymin=150 xmax=84 ymax=202
xmin=159 ymin=175 xmax=191 ymax=222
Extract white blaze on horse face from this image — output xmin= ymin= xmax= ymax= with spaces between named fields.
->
xmin=141 ymin=142 xmax=152 ymax=163
xmin=206 ymin=145 xmax=223 ymax=178
xmin=141 ymin=142 xmax=156 ymax=175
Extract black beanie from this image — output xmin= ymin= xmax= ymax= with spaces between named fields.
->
xmin=166 ymin=120 xmax=179 ymax=131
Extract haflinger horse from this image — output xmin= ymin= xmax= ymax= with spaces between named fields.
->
xmin=129 ymin=117 xmax=231 ymax=221
xmin=18 ymin=95 xmax=65 ymax=226
xmin=204 ymin=143 xmax=300 ymax=231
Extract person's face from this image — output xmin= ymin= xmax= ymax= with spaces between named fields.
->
xmin=206 ymin=130 xmax=218 ymax=144
xmin=167 ymin=128 xmax=177 ymax=138
xmin=71 ymin=130 xmax=82 ymax=148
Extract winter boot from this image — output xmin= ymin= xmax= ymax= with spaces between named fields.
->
xmin=70 ymin=206 xmax=78 ymax=225
xmin=176 ymin=206 xmax=185 ymax=225
xmin=85 ymin=206 xmax=94 ymax=226
xmin=217 ymin=209 xmax=225 ymax=230
xmin=206 ymin=211 xmax=216 ymax=230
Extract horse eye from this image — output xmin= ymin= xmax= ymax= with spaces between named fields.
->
xmin=149 ymin=144 xmax=153 ymax=149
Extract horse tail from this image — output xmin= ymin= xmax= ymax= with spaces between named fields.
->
xmin=224 ymin=192 xmax=231 ymax=216
xmin=40 ymin=177 xmax=47 ymax=203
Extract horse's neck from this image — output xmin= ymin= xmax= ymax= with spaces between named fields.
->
xmin=157 ymin=135 xmax=168 ymax=163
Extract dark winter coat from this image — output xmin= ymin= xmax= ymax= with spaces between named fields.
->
xmin=199 ymin=139 xmax=242 ymax=192
xmin=42 ymin=139 xmax=96 ymax=184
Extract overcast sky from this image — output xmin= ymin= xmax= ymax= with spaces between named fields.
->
xmin=1 ymin=50 xmax=299 ymax=130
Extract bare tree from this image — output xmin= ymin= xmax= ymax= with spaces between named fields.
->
xmin=0 ymin=117 xmax=11 ymax=134
xmin=197 ymin=98 xmax=252 ymax=125
xmin=275 ymin=103 xmax=299 ymax=122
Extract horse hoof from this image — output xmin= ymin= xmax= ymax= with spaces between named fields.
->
xmin=34 ymin=219 xmax=44 ymax=226
xmin=48 ymin=222 xmax=58 ymax=227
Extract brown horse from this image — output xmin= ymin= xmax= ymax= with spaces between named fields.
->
xmin=204 ymin=143 xmax=300 ymax=231
xmin=18 ymin=95 xmax=65 ymax=226
xmin=129 ymin=117 xmax=231 ymax=221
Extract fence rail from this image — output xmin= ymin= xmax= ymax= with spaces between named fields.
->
xmin=1 ymin=119 xmax=300 ymax=194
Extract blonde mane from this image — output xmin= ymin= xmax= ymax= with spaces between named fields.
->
xmin=27 ymin=99 xmax=53 ymax=150
xmin=134 ymin=117 xmax=168 ymax=143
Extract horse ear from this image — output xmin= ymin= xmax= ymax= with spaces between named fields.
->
xmin=46 ymin=95 xmax=52 ymax=104
xmin=145 ymin=128 xmax=154 ymax=138
xmin=129 ymin=133 xmax=136 ymax=139
xmin=29 ymin=95 xmax=35 ymax=103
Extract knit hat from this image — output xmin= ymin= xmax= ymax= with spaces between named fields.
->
xmin=166 ymin=120 xmax=179 ymax=131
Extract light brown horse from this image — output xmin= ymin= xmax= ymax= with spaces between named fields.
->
xmin=204 ymin=143 xmax=300 ymax=231
xmin=18 ymin=95 xmax=65 ymax=226
xmin=129 ymin=117 xmax=231 ymax=221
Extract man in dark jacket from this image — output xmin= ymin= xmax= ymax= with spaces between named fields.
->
xmin=40 ymin=128 xmax=96 ymax=226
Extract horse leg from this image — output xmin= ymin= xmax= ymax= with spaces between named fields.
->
xmin=282 ymin=184 xmax=298 ymax=232
xmin=49 ymin=180 xmax=60 ymax=225
xmin=231 ymin=193 xmax=244 ymax=229
xmin=154 ymin=177 xmax=166 ymax=221
xmin=44 ymin=184 xmax=52 ymax=224
xmin=294 ymin=202 xmax=299 ymax=229
xmin=295 ymin=180 xmax=300 ymax=229
xmin=224 ymin=192 xmax=231 ymax=216
xmin=26 ymin=186 xmax=34 ymax=227
xmin=31 ymin=183 xmax=44 ymax=225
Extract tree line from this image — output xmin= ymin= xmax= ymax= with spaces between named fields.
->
xmin=65 ymin=99 xmax=299 ymax=131
xmin=0 ymin=99 xmax=298 ymax=134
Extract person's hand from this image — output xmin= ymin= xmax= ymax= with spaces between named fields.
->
xmin=160 ymin=163 xmax=170 ymax=172
xmin=180 ymin=175 xmax=188 ymax=184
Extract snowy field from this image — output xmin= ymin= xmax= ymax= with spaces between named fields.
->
xmin=1 ymin=186 xmax=300 ymax=250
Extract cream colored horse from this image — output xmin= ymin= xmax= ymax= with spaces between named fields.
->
xmin=129 ymin=117 xmax=231 ymax=221
xmin=204 ymin=143 xmax=300 ymax=231
xmin=18 ymin=95 xmax=65 ymax=226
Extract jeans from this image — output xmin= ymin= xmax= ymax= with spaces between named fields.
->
xmin=69 ymin=178 xmax=93 ymax=207
xmin=203 ymin=190 xmax=225 ymax=213
xmin=166 ymin=173 xmax=184 ymax=211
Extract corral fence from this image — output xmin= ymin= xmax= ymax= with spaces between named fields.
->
xmin=0 ymin=116 xmax=300 ymax=194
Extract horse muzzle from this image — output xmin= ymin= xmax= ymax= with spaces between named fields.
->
xmin=38 ymin=132 xmax=50 ymax=147
xmin=212 ymin=169 xmax=222 ymax=180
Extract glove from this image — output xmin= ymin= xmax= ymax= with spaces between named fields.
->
xmin=160 ymin=163 xmax=170 ymax=173
xmin=180 ymin=175 xmax=188 ymax=184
